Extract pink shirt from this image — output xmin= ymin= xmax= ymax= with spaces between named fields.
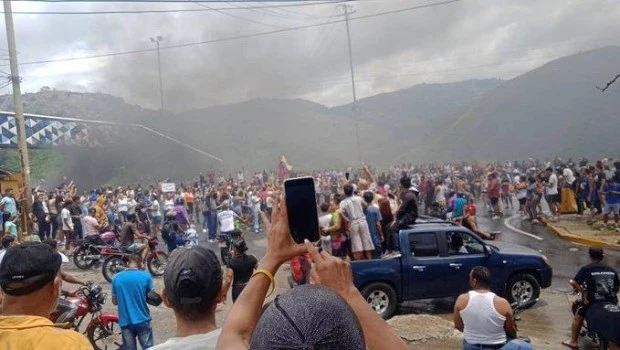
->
xmin=83 ymin=215 xmax=99 ymax=236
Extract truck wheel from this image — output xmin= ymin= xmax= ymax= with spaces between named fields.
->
xmin=505 ymin=273 xmax=540 ymax=306
xmin=361 ymin=283 xmax=397 ymax=320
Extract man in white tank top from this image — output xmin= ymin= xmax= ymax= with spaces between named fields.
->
xmin=453 ymin=266 xmax=520 ymax=350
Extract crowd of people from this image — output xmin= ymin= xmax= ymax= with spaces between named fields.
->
xmin=0 ymin=156 xmax=618 ymax=349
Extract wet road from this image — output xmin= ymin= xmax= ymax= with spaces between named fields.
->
xmin=476 ymin=207 xmax=620 ymax=290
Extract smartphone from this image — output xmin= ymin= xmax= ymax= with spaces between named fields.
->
xmin=284 ymin=176 xmax=320 ymax=244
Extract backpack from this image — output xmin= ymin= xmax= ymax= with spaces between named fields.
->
xmin=160 ymin=221 xmax=175 ymax=242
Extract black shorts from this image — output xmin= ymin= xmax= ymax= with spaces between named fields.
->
xmin=490 ymin=197 xmax=499 ymax=206
xmin=518 ymin=198 xmax=527 ymax=206
xmin=574 ymin=301 xmax=588 ymax=317
xmin=546 ymin=194 xmax=560 ymax=204
xmin=187 ymin=203 xmax=194 ymax=213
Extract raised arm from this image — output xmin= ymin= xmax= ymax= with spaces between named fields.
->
xmin=217 ymin=197 xmax=306 ymax=349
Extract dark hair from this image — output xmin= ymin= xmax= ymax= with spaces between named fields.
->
xmin=470 ymin=266 xmax=491 ymax=288
xmin=400 ymin=176 xmax=411 ymax=189
xmin=331 ymin=194 xmax=342 ymax=205
xmin=589 ymin=247 xmax=604 ymax=261
xmin=233 ymin=239 xmax=248 ymax=254
xmin=320 ymin=203 xmax=329 ymax=213
xmin=343 ymin=184 xmax=354 ymax=196
xmin=88 ymin=207 xmax=96 ymax=215
xmin=126 ymin=213 xmax=137 ymax=222
xmin=42 ymin=238 xmax=57 ymax=250
xmin=2 ymin=235 xmax=15 ymax=248
xmin=362 ymin=191 xmax=374 ymax=204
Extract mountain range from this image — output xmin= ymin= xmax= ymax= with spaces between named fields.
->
xmin=0 ymin=46 xmax=618 ymax=186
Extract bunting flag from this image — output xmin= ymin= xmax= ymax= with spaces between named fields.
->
xmin=278 ymin=156 xmax=293 ymax=180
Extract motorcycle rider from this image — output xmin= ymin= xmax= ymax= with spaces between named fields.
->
xmin=83 ymin=207 xmax=106 ymax=246
xmin=563 ymin=247 xmax=619 ymax=349
xmin=120 ymin=213 xmax=149 ymax=269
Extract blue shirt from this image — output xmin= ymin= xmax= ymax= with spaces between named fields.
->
xmin=452 ymin=197 xmax=468 ymax=217
xmin=365 ymin=205 xmax=383 ymax=246
xmin=0 ymin=196 xmax=17 ymax=216
xmin=112 ymin=269 xmax=154 ymax=328
xmin=605 ymin=181 xmax=620 ymax=205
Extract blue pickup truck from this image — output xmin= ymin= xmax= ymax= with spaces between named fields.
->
xmin=351 ymin=219 xmax=553 ymax=319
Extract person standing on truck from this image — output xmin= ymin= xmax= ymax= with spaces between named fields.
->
xmin=454 ymin=266 xmax=526 ymax=350
xmin=339 ymin=183 xmax=374 ymax=260
xmin=388 ymin=176 xmax=418 ymax=252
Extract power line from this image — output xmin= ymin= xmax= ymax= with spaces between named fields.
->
xmin=13 ymin=0 xmax=347 ymax=2
xmin=8 ymin=0 xmax=461 ymax=66
xmin=0 ymin=1 xmax=343 ymax=15
xmin=191 ymin=1 xmax=285 ymax=29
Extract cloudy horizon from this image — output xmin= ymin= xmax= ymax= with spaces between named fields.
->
xmin=0 ymin=0 xmax=618 ymax=111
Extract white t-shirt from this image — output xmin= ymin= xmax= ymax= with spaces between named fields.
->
xmin=563 ymin=168 xmax=575 ymax=185
xmin=149 ymin=329 xmax=221 ymax=350
xmin=339 ymin=196 xmax=365 ymax=222
xmin=151 ymin=200 xmax=161 ymax=217
xmin=266 ymin=197 xmax=273 ymax=209
xmin=546 ymin=174 xmax=558 ymax=195
xmin=435 ymin=185 xmax=447 ymax=203
xmin=319 ymin=213 xmax=332 ymax=229
xmin=61 ymin=207 xmax=73 ymax=231
xmin=117 ymin=198 xmax=129 ymax=212
xmin=0 ymin=249 xmax=6 ymax=266
xmin=217 ymin=210 xmax=237 ymax=232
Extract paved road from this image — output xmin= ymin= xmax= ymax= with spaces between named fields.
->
xmin=62 ymin=204 xmax=618 ymax=349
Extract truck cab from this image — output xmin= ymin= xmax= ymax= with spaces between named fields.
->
xmin=351 ymin=220 xmax=553 ymax=319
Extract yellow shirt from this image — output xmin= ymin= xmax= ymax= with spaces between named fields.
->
xmin=0 ymin=315 xmax=93 ymax=350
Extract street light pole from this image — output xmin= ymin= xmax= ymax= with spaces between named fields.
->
xmin=3 ymin=0 xmax=32 ymax=232
xmin=150 ymin=36 xmax=164 ymax=111
xmin=339 ymin=4 xmax=362 ymax=165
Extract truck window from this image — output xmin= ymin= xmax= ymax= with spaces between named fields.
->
xmin=446 ymin=231 xmax=484 ymax=255
xmin=409 ymin=232 xmax=438 ymax=257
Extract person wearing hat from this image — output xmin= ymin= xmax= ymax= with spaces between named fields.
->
xmin=563 ymin=247 xmax=619 ymax=349
xmin=0 ymin=243 xmax=93 ymax=348
xmin=150 ymin=245 xmax=225 ymax=349
xmin=217 ymin=195 xmax=406 ymax=350
xmin=221 ymin=239 xmax=258 ymax=303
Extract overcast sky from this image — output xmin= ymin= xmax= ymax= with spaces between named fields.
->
xmin=1 ymin=0 xmax=618 ymax=111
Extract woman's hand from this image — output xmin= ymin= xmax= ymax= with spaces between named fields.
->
xmin=305 ymin=241 xmax=357 ymax=300
xmin=261 ymin=196 xmax=306 ymax=272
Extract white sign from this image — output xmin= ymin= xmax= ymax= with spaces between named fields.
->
xmin=161 ymin=182 xmax=176 ymax=193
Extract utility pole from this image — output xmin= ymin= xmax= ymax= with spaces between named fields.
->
xmin=339 ymin=4 xmax=362 ymax=165
xmin=3 ymin=0 xmax=32 ymax=233
xmin=150 ymin=36 xmax=164 ymax=111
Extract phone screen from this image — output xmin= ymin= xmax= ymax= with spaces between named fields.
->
xmin=284 ymin=177 xmax=320 ymax=244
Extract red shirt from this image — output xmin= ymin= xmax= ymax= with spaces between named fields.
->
xmin=488 ymin=179 xmax=500 ymax=198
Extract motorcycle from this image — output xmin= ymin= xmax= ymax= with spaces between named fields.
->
xmin=51 ymin=283 xmax=121 ymax=350
xmin=72 ymin=231 xmax=120 ymax=270
xmin=101 ymin=236 xmax=168 ymax=283
xmin=571 ymin=289 xmax=619 ymax=349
